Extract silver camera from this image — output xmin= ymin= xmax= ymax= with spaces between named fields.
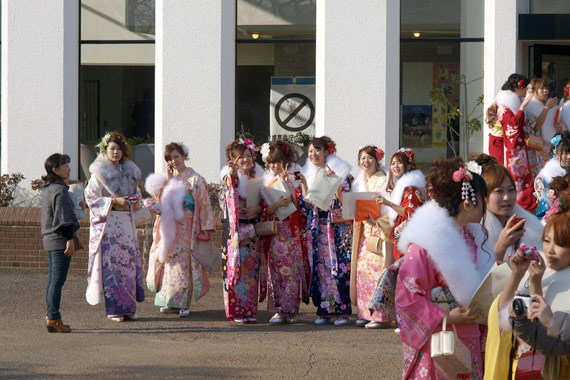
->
xmin=512 ymin=296 xmax=536 ymax=317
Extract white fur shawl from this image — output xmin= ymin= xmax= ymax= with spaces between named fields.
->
xmin=301 ymin=154 xmax=352 ymax=187
xmin=219 ymin=163 xmax=264 ymax=199
xmin=397 ymin=201 xmax=485 ymax=306
xmin=145 ymin=173 xmax=168 ymax=197
xmin=495 ymin=90 xmax=522 ymax=114
xmin=525 ymin=96 xmax=558 ymax=142
xmin=157 ymin=177 xmax=186 ymax=263
xmin=89 ymin=155 xmax=140 ymax=197
xmin=351 ymin=168 xmax=387 ymax=193
xmin=537 ymin=157 xmax=567 ymax=184
xmin=385 ymin=169 xmax=425 ymax=226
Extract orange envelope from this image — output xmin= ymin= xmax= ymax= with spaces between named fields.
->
xmin=355 ymin=200 xmax=381 ymax=222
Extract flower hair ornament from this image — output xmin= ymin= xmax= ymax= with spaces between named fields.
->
xmin=95 ymin=131 xmax=126 ymax=156
xmin=565 ymin=84 xmax=570 ymax=98
xmin=179 ymin=143 xmax=189 ymax=158
xmin=260 ymin=142 xmax=270 ymax=163
xmin=517 ymin=79 xmax=527 ymax=89
xmin=544 ymin=192 xmax=570 ymax=222
xmin=398 ymin=148 xmax=417 ymax=170
xmin=452 ymin=167 xmax=477 ymax=205
xmin=326 ymin=141 xmax=336 ymax=155
xmin=238 ymin=137 xmax=256 ymax=153
xmin=375 ymin=148 xmax=385 ymax=162
xmin=466 ymin=161 xmax=483 ymax=176
xmin=551 ymin=134 xmax=563 ymax=153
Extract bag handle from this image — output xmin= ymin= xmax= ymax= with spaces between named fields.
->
xmin=442 ymin=312 xmax=448 ymax=332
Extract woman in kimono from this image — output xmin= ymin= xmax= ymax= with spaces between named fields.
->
xmin=535 ymin=132 xmax=570 ymax=220
xmin=395 ymin=157 xmax=490 ymax=380
xmin=524 ymin=78 xmax=559 ymax=176
xmin=85 ymin=131 xmax=145 ymax=322
xmin=144 ymin=142 xmax=215 ymax=317
xmin=220 ymin=139 xmax=264 ymax=324
xmin=495 ymin=73 xmax=536 ymax=211
xmin=299 ymin=136 xmax=353 ymax=326
xmin=375 ymin=148 xmax=425 ymax=261
xmin=349 ymin=145 xmax=390 ymax=329
xmin=260 ymin=140 xmax=306 ymax=325
xmin=487 ymin=102 xmax=505 ymax=165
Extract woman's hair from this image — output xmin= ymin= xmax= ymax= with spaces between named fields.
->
xmin=308 ymin=136 xmax=335 ymax=155
xmin=501 ymin=73 xmax=530 ymax=91
xmin=485 ymin=103 xmax=498 ymax=125
xmin=164 ymin=142 xmax=187 ymax=162
xmin=543 ymin=211 xmax=570 ymax=248
xmin=358 ymin=145 xmax=383 ymax=167
xmin=549 ymin=175 xmax=570 ymax=197
xmin=42 ymin=153 xmax=71 ymax=183
xmin=531 ymin=78 xmax=549 ymax=93
xmin=266 ymin=140 xmax=297 ymax=165
xmin=426 ymin=157 xmax=488 ymax=217
xmin=386 ymin=151 xmax=411 ymax=193
xmin=470 ymin=153 xmax=515 ymax=195
xmin=225 ymin=140 xmax=256 ymax=176
xmin=556 ymin=131 xmax=570 ymax=157
xmin=107 ymin=131 xmax=131 ymax=160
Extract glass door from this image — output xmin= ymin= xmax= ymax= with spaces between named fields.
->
xmin=532 ymin=45 xmax=570 ymax=99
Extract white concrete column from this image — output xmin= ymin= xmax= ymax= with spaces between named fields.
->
xmin=316 ymin=0 xmax=400 ymax=168
xmin=155 ymin=1 xmax=235 ymax=182
xmin=1 ymin=0 xmax=79 ymax=183
xmin=483 ymin=0 xmax=520 ymax=153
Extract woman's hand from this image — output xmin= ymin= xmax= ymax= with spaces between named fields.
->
xmin=64 ymin=239 xmax=75 ymax=257
xmin=227 ymin=156 xmax=239 ymax=178
xmin=544 ymin=97 xmax=558 ymax=110
xmin=166 ymin=164 xmax=174 ymax=180
xmin=494 ymin=214 xmax=525 ymax=262
xmin=528 ymin=252 xmax=546 ymax=284
xmin=373 ymin=194 xmax=386 ymax=206
xmin=112 ymin=197 xmax=128 ymax=208
xmin=447 ymin=305 xmax=481 ymax=325
xmin=325 ymin=164 xmax=336 ymax=177
xmin=242 ymin=205 xmax=261 ymax=219
xmin=299 ymin=173 xmax=308 ymax=196
xmin=521 ymin=88 xmax=534 ymax=109
xmin=529 ymin=294 xmax=553 ymax=327
xmin=509 ymin=248 xmax=532 ymax=276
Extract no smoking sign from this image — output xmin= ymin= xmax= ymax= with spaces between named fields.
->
xmin=274 ymin=93 xmax=315 ymax=132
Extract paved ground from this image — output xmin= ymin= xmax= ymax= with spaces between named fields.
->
xmin=0 ymin=269 xmax=402 ymax=379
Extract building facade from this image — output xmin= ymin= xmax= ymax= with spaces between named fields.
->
xmin=1 ymin=1 xmax=569 ymax=201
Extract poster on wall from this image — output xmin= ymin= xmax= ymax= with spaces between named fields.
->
xmin=401 ymin=105 xmax=432 ymax=148
xmin=432 ymin=105 xmax=447 ymax=149
xmin=433 ymin=63 xmax=460 ymax=106
xmin=269 ymin=77 xmax=315 ymax=140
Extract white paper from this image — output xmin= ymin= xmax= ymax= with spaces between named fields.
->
xmin=341 ymin=192 xmax=379 ymax=220
xmin=68 ymin=183 xmax=86 ymax=220
xmin=246 ymin=177 xmax=263 ymax=208
xmin=262 ymin=177 xmax=297 ymax=221
xmin=469 ymin=263 xmax=512 ymax=325
xmin=304 ymin=168 xmax=342 ymax=211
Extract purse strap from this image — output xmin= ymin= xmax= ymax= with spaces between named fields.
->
xmin=442 ymin=312 xmax=448 ymax=332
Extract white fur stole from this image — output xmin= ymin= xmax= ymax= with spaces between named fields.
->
xmin=495 ymin=90 xmax=522 ymax=115
xmin=158 ymin=177 xmax=186 ymax=263
xmin=145 ymin=173 xmax=168 ymax=197
xmin=537 ymin=157 xmax=567 ymax=184
xmin=351 ymin=168 xmax=387 ymax=193
xmin=89 ymin=156 xmax=141 ymax=197
xmin=301 ymin=154 xmax=352 ymax=187
xmin=219 ymin=163 xmax=264 ymax=199
xmin=525 ymin=97 xmax=558 ymax=142
xmin=385 ymin=170 xmax=425 ymax=226
xmin=397 ymin=200 xmax=484 ymax=306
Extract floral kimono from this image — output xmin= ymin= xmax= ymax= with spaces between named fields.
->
xmin=395 ymin=201 xmax=490 ymax=380
xmin=85 ymin=156 xmax=145 ymax=316
xmin=349 ymin=170 xmax=389 ymax=322
xmin=524 ymin=97 xmax=556 ymax=176
xmin=261 ymin=167 xmax=307 ymax=317
xmin=496 ymin=90 xmax=536 ymax=211
xmin=144 ymin=167 xmax=215 ymax=309
xmin=383 ymin=170 xmax=425 ymax=261
xmin=534 ymin=157 xmax=567 ymax=220
xmin=220 ymin=165 xmax=264 ymax=319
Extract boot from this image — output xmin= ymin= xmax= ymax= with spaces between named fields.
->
xmin=45 ymin=319 xmax=71 ymax=333
xmin=45 ymin=316 xmax=69 ymax=329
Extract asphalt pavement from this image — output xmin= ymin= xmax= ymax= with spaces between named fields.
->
xmin=0 ymin=269 xmax=402 ymax=379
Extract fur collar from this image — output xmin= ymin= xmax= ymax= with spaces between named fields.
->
xmin=157 ymin=177 xmax=186 ymax=263
xmin=495 ymin=90 xmax=522 ymax=114
xmin=351 ymin=169 xmax=387 ymax=193
xmin=525 ymin=97 xmax=557 ymax=141
xmin=398 ymin=200 xmax=484 ymax=306
xmin=537 ymin=157 xmax=567 ymax=183
xmin=385 ymin=169 xmax=425 ymax=225
xmin=219 ymin=163 xmax=264 ymax=199
xmin=301 ymin=154 xmax=352 ymax=187
xmin=89 ymin=156 xmax=140 ymax=197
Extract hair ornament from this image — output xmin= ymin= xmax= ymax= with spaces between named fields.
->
xmin=398 ymin=147 xmax=417 ymax=170
xmin=452 ymin=167 xmax=477 ymax=205
xmin=260 ymin=142 xmax=270 ymax=162
xmin=544 ymin=193 xmax=570 ymax=222
xmin=326 ymin=141 xmax=336 ymax=155
xmin=238 ymin=137 xmax=256 ymax=153
xmin=95 ymin=132 xmax=113 ymax=156
xmin=180 ymin=143 xmax=189 ymax=156
xmin=466 ymin=160 xmax=482 ymax=176
xmin=517 ymin=79 xmax=526 ymax=89
xmin=565 ymin=84 xmax=570 ymax=98
xmin=551 ymin=134 xmax=563 ymax=153
xmin=375 ymin=148 xmax=385 ymax=162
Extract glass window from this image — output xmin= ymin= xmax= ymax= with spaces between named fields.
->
xmin=81 ymin=0 xmax=155 ymax=40
xmin=531 ymin=1 xmax=570 ymax=14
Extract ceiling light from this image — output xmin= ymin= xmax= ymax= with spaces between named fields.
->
xmin=413 ymin=32 xmax=421 ymax=38
xmin=251 ymin=33 xmax=259 ymax=39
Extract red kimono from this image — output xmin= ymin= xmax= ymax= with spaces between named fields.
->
xmin=392 ymin=186 xmax=423 ymax=261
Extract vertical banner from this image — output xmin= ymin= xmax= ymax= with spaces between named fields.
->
xmin=270 ymin=77 xmax=316 ymax=139
xmin=432 ymin=106 xmax=447 ymax=149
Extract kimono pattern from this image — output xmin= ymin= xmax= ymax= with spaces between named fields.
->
xmin=396 ymin=235 xmax=483 ymax=380
xmin=221 ymin=173 xmax=262 ymax=318
xmin=301 ymin=178 xmax=352 ymax=316
xmin=146 ymin=168 xmax=215 ymax=309
xmin=524 ymin=112 xmax=551 ymax=177
xmin=349 ymin=171 xmax=389 ymax=322
xmin=85 ymin=158 xmax=145 ymax=316
xmin=534 ymin=158 xmax=567 ymax=220
xmin=497 ymin=94 xmax=536 ymax=211
xmin=392 ymin=187 xmax=423 ymax=261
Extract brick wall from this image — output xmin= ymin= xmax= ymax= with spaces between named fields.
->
xmin=0 ymin=207 xmax=224 ymax=278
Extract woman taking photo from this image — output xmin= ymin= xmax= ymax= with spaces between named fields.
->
xmin=145 ymin=142 xmax=215 ymax=317
xmin=495 ymin=73 xmax=535 ymax=211
xmin=85 ymin=131 xmax=145 ymax=322
xmin=395 ymin=157 xmax=489 ymax=379
xmin=260 ymin=140 xmax=306 ymax=325
xmin=375 ymin=148 xmax=425 ymax=261
xmin=300 ymin=136 xmax=353 ymax=326
xmin=42 ymin=153 xmax=80 ymax=333
xmin=220 ymin=138 xmax=264 ymax=324
xmin=350 ymin=145 xmax=389 ymax=329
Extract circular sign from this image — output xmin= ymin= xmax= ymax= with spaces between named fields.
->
xmin=274 ymin=93 xmax=315 ymax=132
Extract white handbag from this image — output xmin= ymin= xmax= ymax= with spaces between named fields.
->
xmin=430 ymin=313 xmax=472 ymax=378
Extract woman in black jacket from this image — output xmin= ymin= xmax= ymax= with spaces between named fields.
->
xmin=41 ymin=153 xmax=80 ymax=333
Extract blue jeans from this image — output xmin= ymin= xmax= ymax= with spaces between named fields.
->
xmin=45 ymin=250 xmax=72 ymax=320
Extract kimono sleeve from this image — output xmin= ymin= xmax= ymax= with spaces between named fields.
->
xmin=84 ymin=175 xmax=113 ymax=224
xmin=197 ymin=178 xmax=215 ymax=232
xmin=400 ymin=186 xmax=422 ymax=221
xmin=500 ymin=108 xmax=527 ymax=150
xmin=395 ymin=245 xmax=446 ymax=350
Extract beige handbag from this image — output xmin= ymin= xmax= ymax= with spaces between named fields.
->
xmin=430 ymin=313 xmax=472 ymax=378
xmin=192 ymin=241 xmax=222 ymax=273
xmin=255 ymin=220 xmax=279 ymax=236
xmin=366 ymin=235 xmax=383 ymax=255
xmin=133 ymin=207 xmax=152 ymax=226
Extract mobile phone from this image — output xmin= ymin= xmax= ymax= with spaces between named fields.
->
xmin=127 ymin=196 xmax=139 ymax=205
xmin=293 ymin=171 xmax=301 ymax=180
xmin=512 ymin=217 xmax=526 ymax=231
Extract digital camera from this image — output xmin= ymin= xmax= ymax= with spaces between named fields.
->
xmin=512 ymin=295 xmax=536 ymax=317
xmin=520 ymin=246 xmax=537 ymax=261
